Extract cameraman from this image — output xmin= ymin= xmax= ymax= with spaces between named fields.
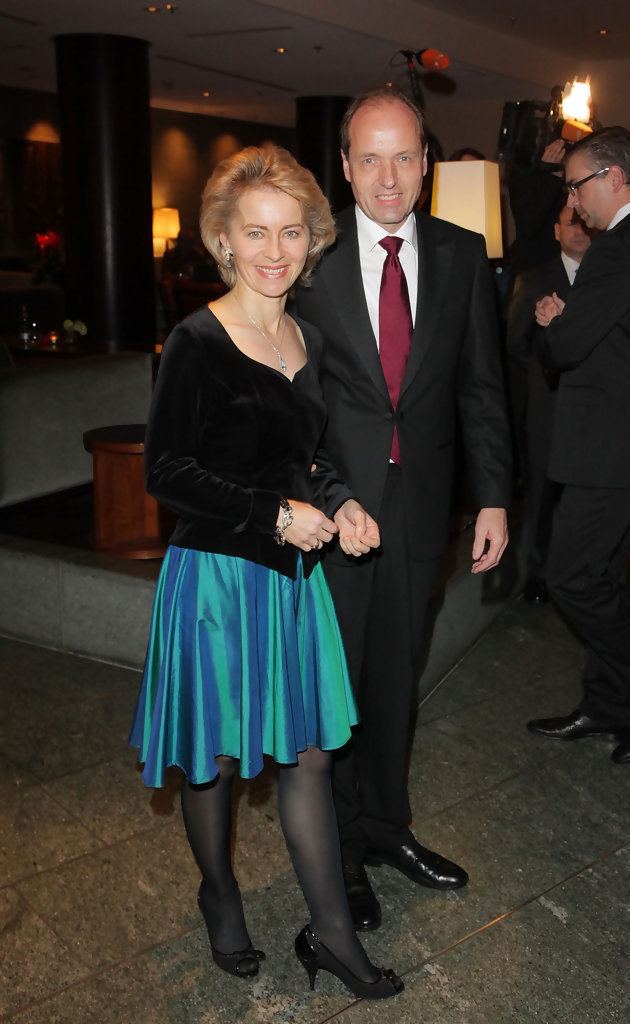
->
xmin=508 ymin=138 xmax=566 ymax=275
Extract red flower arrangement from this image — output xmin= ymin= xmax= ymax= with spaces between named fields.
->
xmin=32 ymin=230 xmax=64 ymax=285
xmin=35 ymin=230 xmax=62 ymax=253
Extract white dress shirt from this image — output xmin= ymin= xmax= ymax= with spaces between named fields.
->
xmin=606 ymin=202 xmax=630 ymax=231
xmin=560 ymin=251 xmax=581 ymax=285
xmin=355 ymin=205 xmax=418 ymax=349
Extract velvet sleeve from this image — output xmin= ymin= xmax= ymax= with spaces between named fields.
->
xmin=145 ymin=324 xmax=281 ymax=534
xmin=309 ymin=442 xmax=354 ymax=518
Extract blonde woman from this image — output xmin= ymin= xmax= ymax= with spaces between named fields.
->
xmin=130 ymin=145 xmax=402 ymax=999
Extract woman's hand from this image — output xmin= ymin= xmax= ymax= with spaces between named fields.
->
xmin=281 ymin=500 xmax=338 ymax=552
xmin=334 ymin=499 xmax=380 ymax=557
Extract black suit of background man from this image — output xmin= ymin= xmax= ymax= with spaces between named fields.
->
xmin=528 ymin=127 xmax=630 ymax=765
xmin=507 ymin=204 xmax=591 ymax=603
xmin=296 ymin=88 xmax=513 ymax=928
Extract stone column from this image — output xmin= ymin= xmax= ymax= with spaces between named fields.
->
xmin=55 ymin=34 xmax=155 ymax=351
xmin=295 ymin=96 xmax=353 ymax=213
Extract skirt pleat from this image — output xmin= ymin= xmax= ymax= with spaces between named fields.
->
xmin=129 ymin=546 xmax=358 ymax=787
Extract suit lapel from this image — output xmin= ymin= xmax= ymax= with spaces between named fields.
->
xmin=400 ymin=211 xmax=456 ymax=400
xmin=321 ymin=208 xmax=390 ymax=403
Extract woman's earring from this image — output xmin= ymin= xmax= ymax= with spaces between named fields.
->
xmin=224 ymin=250 xmax=232 ymax=266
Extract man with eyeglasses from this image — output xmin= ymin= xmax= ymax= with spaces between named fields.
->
xmin=527 ymin=126 xmax=630 ymax=765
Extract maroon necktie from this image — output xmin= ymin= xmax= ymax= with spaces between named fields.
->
xmin=378 ymin=236 xmax=412 ymax=465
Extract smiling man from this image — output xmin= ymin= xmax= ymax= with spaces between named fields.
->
xmin=296 ymin=87 xmax=513 ymax=930
xmin=528 ymin=126 xmax=630 ymax=766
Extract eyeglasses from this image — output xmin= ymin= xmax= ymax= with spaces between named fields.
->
xmin=565 ymin=167 xmax=609 ymax=196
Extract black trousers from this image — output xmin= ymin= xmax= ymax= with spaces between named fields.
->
xmin=547 ymin=483 xmax=630 ymax=727
xmin=323 ymin=465 xmax=439 ymax=862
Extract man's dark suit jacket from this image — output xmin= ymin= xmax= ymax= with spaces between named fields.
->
xmin=506 ymin=255 xmax=570 ymax=436
xmin=296 ymin=206 xmax=513 ymax=561
xmin=541 ymin=212 xmax=630 ymax=487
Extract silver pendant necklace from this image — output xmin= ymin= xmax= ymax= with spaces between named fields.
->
xmin=235 ymin=297 xmax=288 ymax=373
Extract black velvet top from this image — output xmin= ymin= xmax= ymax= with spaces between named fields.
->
xmin=145 ymin=306 xmax=353 ymax=578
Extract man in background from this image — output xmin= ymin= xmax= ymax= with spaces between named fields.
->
xmin=528 ymin=126 xmax=630 ymax=765
xmin=507 ymin=203 xmax=591 ymax=603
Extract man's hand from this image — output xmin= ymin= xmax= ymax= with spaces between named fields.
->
xmin=334 ymin=499 xmax=380 ymax=557
xmin=535 ymin=292 xmax=565 ymax=327
xmin=471 ymin=507 xmax=508 ymax=574
xmin=541 ymin=139 xmax=566 ymax=176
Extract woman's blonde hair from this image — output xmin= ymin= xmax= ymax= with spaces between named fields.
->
xmin=200 ymin=143 xmax=336 ymax=288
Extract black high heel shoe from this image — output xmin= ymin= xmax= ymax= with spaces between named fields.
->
xmin=197 ymin=885 xmax=265 ymax=978
xmin=295 ymin=925 xmax=404 ymax=999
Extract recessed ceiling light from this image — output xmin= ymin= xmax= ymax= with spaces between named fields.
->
xmin=202 ymin=90 xmax=210 ymax=97
xmin=599 ymin=27 xmax=609 ymax=35
xmin=274 ymin=47 xmax=287 ymax=55
xmin=165 ymin=2 xmax=178 ymax=11
xmin=144 ymin=5 xmax=159 ymax=12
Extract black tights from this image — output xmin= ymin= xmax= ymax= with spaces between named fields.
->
xmin=181 ymin=748 xmax=378 ymax=981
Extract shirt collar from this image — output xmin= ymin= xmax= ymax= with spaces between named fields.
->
xmin=607 ymin=202 xmax=630 ymax=231
xmin=355 ymin=204 xmax=417 ymax=254
xmin=560 ymin=251 xmax=581 ymax=280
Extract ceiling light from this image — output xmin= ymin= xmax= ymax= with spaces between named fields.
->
xmin=165 ymin=3 xmax=178 ymax=11
xmin=144 ymin=5 xmax=159 ymax=11
xmin=599 ymin=27 xmax=609 ymax=35
xmin=274 ymin=47 xmax=287 ymax=55
xmin=202 ymin=90 xmax=210 ymax=97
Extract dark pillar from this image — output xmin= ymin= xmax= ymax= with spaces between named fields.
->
xmin=55 ymin=34 xmax=155 ymax=351
xmin=295 ymin=96 xmax=353 ymax=213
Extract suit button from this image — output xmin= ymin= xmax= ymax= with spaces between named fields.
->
xmin=385 ymin=412 xmax=393 ymax=420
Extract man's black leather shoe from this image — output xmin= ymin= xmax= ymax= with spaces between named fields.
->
xmin=527 ymin=710 xmax=616 ymax=740
xmin=364 ymin=838 xmax=468 ymax=890
xmin=342 ymin=862 xmax=381 ymax=931
xmin=523 ymin=577 xmax=549 ymax=604
xmin=611 ymin=732 xmax=630 ymax=764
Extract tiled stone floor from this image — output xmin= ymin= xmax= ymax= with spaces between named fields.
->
xmin=1 ymin=598 xmax=628 ymax=1023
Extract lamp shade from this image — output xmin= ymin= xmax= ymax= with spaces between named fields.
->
xmin=431 ymin=161 xmax=503 ymax=258
xmin=152 ymin=207 xmax=180 ymax=240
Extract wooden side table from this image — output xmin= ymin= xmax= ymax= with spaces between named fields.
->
xmin=83 ymin=424 xmax=175 ymax=559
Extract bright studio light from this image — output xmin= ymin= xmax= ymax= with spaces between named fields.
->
xmin=562 ymin=78 xmax=591 ymax=124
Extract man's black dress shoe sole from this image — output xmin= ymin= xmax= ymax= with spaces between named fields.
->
xmin=364 ymin=844 xmax=468 ymax=890
xmin=526 ymin=711 xmax=617 ymax=741
xmin=342 ymin=863 xmax=381 ymax=931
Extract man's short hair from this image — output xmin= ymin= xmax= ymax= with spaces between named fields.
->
xmin=569 ymin=126 xmax=630 ymax=180
xmin=340 ymin=86 xmax=426 ymax=156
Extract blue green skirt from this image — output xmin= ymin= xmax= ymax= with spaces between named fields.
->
xmin=129 ymin=546 xmax=358 ymax=787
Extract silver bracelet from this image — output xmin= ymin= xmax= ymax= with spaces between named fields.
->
xmin=274 ymin=497 xmax=294 ymax=546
